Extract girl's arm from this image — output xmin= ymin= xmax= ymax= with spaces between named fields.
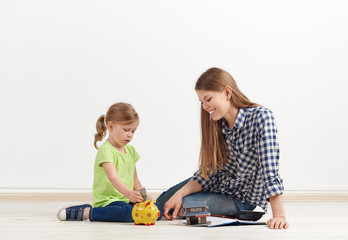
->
xmin=102 ymin=162 xmax=143 ymax=203
xmin=163 ymin=179 xmax=202 ymax=220
xmin=268 ymin=194 xmax=289 ymax=229
xmin=133 ymin=167 xmax=152 ymax=200
xmin=133 ymin=166 xmax=142 ymax=190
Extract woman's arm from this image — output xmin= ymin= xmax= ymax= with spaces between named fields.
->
xmin=257 ymin=109 xmax=289 ymax=229
xmin=268 ymin=194 xmax=289 ymax=229
xmin=163 ymin=179 xmax=202 ymax=220
xmin=102 ymin=162 xmax=143 ymax=203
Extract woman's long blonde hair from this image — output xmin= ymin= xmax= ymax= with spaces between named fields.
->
xmin=94 ymin=102 xmax=139 ymax=150
xmin=195 ymin=68 xmax=259 ymax=179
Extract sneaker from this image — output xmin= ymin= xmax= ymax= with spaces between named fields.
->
xmin=57 ymin=204 xmax=92 ymax=221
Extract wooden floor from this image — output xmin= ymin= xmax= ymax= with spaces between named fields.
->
xmin=0 ymin=201 xmax=347 ymax=240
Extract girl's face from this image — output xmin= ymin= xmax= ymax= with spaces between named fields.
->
xmin=196 ymin=88 xmax=232 ymax=121
xmin=107 ymin=120 xmax=139 ymax=148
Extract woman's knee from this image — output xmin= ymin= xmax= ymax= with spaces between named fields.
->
xmin=156 ymin=178 xmax=191 ymax=207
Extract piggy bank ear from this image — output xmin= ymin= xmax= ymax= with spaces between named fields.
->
xmin=145 ymin=200 xmax=151 ymax=208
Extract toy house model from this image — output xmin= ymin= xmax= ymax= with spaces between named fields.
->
xmin=183 ymin=201 xmax=210 ymax=226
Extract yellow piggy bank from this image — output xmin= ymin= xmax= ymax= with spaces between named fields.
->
xmin=132 ymin=200 xmax=160 ymax=225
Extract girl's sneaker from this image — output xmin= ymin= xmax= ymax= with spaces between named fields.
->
xmin=57 ymin=204 xmax=92 ymax=221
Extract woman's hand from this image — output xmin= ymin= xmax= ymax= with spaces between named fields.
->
xmin=267 ymin=216 xmax=289 ymax=229
xmin=163 ymin=179 xmax=203 ymax=220
xmin=127 ymin=190 xmax=144 ymax=203
xmin=163 ymin=192 xmax=183 ymax=220
xmin=268 ymin=194 xmax=289 ymax=229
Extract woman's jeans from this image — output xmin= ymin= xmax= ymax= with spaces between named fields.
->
xmin=156 ymin=178 xmax=256 ymax=215
xmin=89 ymin=201 xmax=164 ymax=222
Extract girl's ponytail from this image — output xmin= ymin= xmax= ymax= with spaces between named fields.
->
xmin=94 ymin=115 xmax=107 ymax=150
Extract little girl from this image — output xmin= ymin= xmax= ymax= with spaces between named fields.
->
xmin=57 ymin=102 xmax=163 ymax=222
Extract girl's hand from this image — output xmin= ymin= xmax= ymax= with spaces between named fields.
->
xmin=267 ymin=216 xmax=289 ymax=229
xmin=163 ymin=193 xmax=183 ymax=220
xmin=127 ymin=190 xmax=144 ymax=203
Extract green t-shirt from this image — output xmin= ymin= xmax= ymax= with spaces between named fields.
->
xmin=92 ymin=140 xmax=140 ymax=207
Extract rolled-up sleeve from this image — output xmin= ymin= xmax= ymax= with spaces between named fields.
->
xmin=257 ymin=109 xmax=284 ymax=201
xmin=192 ymin=169 xmax=214 ymax=192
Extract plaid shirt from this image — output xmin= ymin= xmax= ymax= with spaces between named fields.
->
xmin=192 ymin=107 xmax=284 ymax=212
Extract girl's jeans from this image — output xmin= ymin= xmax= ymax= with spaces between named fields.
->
xmin=89 ymin=201 xmax=164 ymax=222
xmin=156 ymin=178 xmax=256 ymax=215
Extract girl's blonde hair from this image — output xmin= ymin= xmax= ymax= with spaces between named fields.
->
xmin=94 ymin=102 xmax=139 ymax=150
xmin=195 ymin=67 xmax=259 ymax=179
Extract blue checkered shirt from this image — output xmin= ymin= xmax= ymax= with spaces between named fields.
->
xmin=192 ymin=107 xmax=284 ymax=212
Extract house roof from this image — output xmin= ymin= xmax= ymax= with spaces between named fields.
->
xmin=183 ymin=201 xmax=209 ymax=216
xmin=183 ymin=201 xmax=208 ymax=208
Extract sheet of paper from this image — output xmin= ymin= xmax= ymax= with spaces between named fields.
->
xmin=183 ymin=216 xmax=266 ymax=227
xmin=206 ymin=216 xmax=239 ymax=227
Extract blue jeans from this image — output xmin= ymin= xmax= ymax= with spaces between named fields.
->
xmin=156 ymin=178 xmax=256 ymax=215
xmin=89 ymin=201 xmax=164 ymax=222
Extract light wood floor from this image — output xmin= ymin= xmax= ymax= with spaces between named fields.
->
xmin=0 ymin=201 xmax=347 ymax=240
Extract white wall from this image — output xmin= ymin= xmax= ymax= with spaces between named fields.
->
xmin=1 ymin=0 xmax=347 ymax=192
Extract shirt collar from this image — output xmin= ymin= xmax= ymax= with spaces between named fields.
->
xmin=221 ymin=118 xmax=231 ymax=135
xmin=234 ymin=107 xmax=247 ymax=129
xmin=221 ymin=108 xmax=247 ymax=134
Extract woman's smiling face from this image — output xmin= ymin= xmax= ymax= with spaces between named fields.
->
xmin=196 ymin=89 xmax=231 ymax=121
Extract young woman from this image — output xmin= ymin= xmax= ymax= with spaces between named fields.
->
xmin=156 ymin=68 xmax=289 ymax=229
